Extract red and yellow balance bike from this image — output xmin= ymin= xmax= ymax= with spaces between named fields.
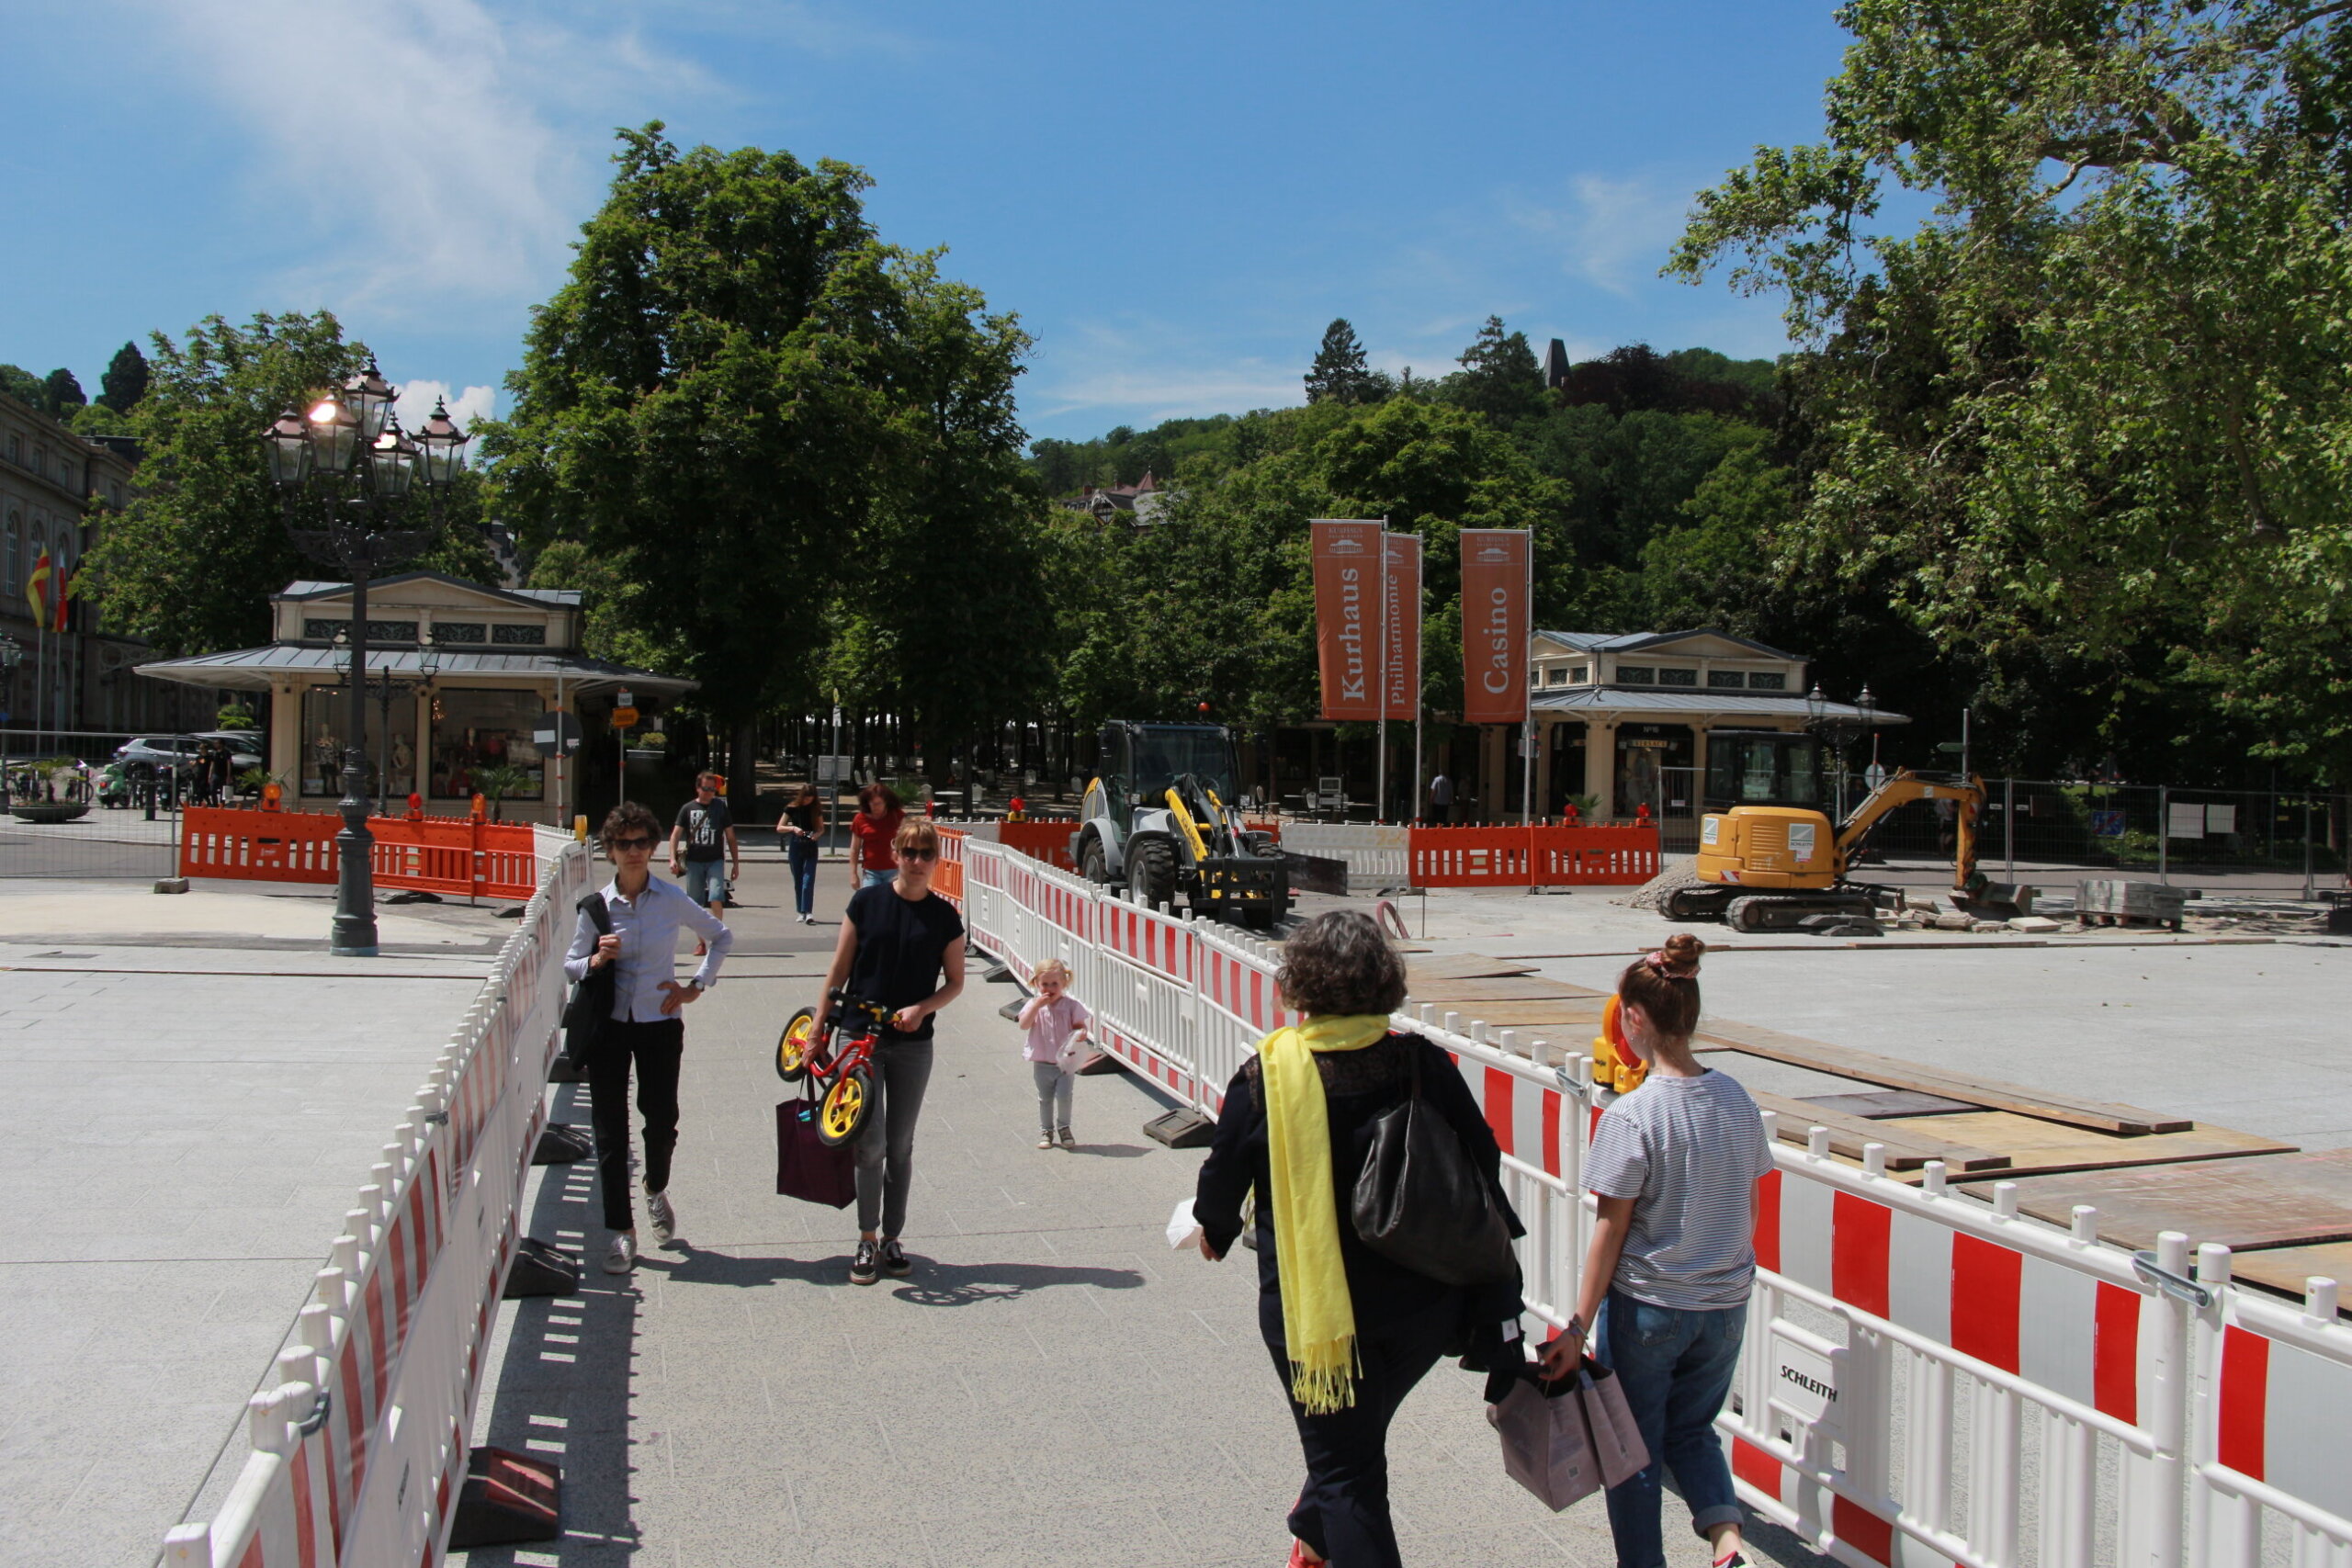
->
xmin=775 ymin=990 xmax=893 ymax=1146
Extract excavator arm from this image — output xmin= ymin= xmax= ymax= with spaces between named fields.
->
xmin=1833 ymin=771 xmax=1987 ymax=891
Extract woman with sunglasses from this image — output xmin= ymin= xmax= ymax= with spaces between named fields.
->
xmin=813 ymin=817 xmax=967 ymax=1285
xmin=563 ymin=801 xmax=734 ymax=1275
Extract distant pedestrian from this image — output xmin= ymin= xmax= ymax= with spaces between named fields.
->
xmin=1428 ymin=770 xmax=1453 ymax=826
xmin=1541 ymin=932 xmax=1772 ymax=1568
xmin=563 ymin=801 xmax=733 ymax=1275
xmin=1015 ymin=959 xmax=1091 ymax=1150
xmin=669 ymin=772 xmax=740 ymax=951
xmin=849 ymin=783 xmax=906 ymax=892
xmin=776 ymin=783 xmax=828 ymax=925
xmin=813 ymin=816 xmax=967 ymax=1285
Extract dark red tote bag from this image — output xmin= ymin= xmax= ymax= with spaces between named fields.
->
xmin=775 ymin=1094 xmax=856 ymax=1208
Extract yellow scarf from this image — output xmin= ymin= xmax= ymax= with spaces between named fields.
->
xmin=1257 ymin=1011 xmax=1392 ymax=1414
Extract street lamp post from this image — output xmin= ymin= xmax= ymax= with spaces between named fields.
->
xmin=262 ymin=365 xmax=469 ymax=954
xmin=0 ymin=634 xmax=20 ymax=811
xmin=1805 ymin=682 xmax=1875 ymax=822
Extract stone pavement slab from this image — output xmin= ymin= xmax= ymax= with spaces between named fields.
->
xmin=459 ymin=858 xmax=1815 ymax=1568
xmin=0 ymin=886 xmax=502 ymax=1568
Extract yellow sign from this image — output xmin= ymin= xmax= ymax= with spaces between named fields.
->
xmin=612 ymin=706 xmax=639 ymax=729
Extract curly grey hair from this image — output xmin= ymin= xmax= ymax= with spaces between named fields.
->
xmin=1276 ymin=909 xmax=1408 ymax=1018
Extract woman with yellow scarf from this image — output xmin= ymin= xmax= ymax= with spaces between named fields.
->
xmin=1193 ymin=911 xmax=1524 ymax=1568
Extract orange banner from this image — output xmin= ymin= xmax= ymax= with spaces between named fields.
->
xmin=1311 ymin=519 xmax=1383 ymax=721
xmin=1382 ymin=533 xmax=1419 ymax=721
xmin=1459 ymin=528 xmax=1530 ymax=724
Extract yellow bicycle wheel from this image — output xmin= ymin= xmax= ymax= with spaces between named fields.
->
xmin=775 ymin=1008 xmax=818 ymax=1083
xmin=817 ymin=1066 xmax=873 ymax=1147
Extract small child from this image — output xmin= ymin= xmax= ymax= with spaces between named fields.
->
xmin=1016 ymin=960 xmax=1091 ymax=1150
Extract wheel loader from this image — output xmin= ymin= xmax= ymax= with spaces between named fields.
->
xmin=1072 ymin=721 xmax=1289 ymax=930
xmin=1664 ymin=728 xmax=1995 ymax=932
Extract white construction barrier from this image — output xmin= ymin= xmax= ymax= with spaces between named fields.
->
xmin=940 ymin=829 xmax=2352 ymax=1568
xmin=163 ymin=839 xmax=592 ymax=1567
xmin=1276 ymin=821 xmax=1411 ymax=893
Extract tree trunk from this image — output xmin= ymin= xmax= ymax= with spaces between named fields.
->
xmin=728 ymin=718 xmax=759 ymax=818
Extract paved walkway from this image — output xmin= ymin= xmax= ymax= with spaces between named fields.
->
xmin=459 ymin=857 xmax=1791 ymax=1568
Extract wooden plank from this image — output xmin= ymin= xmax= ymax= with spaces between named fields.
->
xmin=1804 ymin=1089 xmax=1983 ymax=1120
xmin=1407 ymin=976 xmax=1598 ymax=1004
xmin=1408 ymin=999 xmax=1606 ymax=1031
xmin=2232 ymin=1242 xmax=2352 ymax=1316
xmin=1985 ymin=1148 xmax=2350 ymax=1249
xmin=1405 ymin=954 xmax=1541 ymax=982
xmin=1751 ymin=1089 xmax=2009 ymax=1172
xmin=1693 ymin=1020 xmax=2192 ymax=1136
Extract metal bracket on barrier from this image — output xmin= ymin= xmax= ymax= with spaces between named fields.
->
xmin=2132 ymin=1249 xmax=2212 ymax=1309
xmin=297 ymin=1388 xmax=334 ymax=1438
xmin=424 ymin=1111 xmax=449 ymax=1126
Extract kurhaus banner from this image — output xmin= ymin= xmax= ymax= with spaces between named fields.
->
xmin=1459 ymin=528 xmax=1530 ymax=724
xmin=1311 ymin=519 xmax=1385 ymax=721
xmin=1382 ymin=532 xmax=1420 ymax=722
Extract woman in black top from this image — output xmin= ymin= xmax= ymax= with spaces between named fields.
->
xmin=776 ymin=784 xmax=827 ymax=924
xmin=1194 ymin=911 xmax=1522 ymax=1568
xmin=813 ymin=816 xmax=966 ymax=1285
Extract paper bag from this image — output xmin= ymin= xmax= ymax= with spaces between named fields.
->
xmin=1487 ymin=1371 xmax=1602 ymax=1512
xmin=1167 ymin=1198 xmax=1202 ymax=1249
xmin=1576 ymin=1360 xmax=1650 ymax=1487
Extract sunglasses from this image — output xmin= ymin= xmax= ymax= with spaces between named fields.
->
xmin=898 ymin=847 xmax=939 ymax=863
xmin=608 ymin=835 xmax=656 ymax=851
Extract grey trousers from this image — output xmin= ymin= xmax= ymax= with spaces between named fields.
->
xmin=853 ymin=1040 xmax=933 ymax=1235
xmin=1032 ymin=1059 xmax=1074 ymax=1133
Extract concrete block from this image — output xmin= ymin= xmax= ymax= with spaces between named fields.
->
xmin=1931 ymin=911 xmax=1973 ymax=931
xmin=2007 ymin=916 xmax=2063 ymax=934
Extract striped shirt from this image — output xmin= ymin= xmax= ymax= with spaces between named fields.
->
xmin=1585 ymin=1068 xmax=1774 ymax=1311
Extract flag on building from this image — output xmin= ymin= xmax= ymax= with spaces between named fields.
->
xmin=25 ymin=550 xmax=57 ymax=632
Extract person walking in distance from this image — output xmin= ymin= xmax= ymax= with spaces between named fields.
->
xmin=1540 ymin=932 xmax=1771 ymax=1568
xmin=848 ymin=782 xmax=906 ymax=892
xmin=776 ymin=782 xmax=827 ymax=925
xmin=1015 ymin=959 xmax=1091 ymax=1150
xmin=563 ymin=802 xmax=733 ymax=1275
xmin=669 ymin=772 xmax=740 ymax=953
xmin=1427 ymin=769 xmax=1453 ymax=826
xmin=814 ymin=817 xmax=966 ymax=1285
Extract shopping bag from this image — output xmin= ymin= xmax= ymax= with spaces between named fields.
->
xmin=1575 ymin=1360 xmax=1650 ymax=1487
xmin=1487 ymin=1367 xmax=1603 ymax=1512
xmin=775 ymin=1097 xmax=855 ymax=1208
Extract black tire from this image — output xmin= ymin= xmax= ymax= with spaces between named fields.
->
xmin=1080 ymin=834 xmax=1110 ymax=886
xmin=816 ymin=1066 xmax=874 ymax=1147
xmin=775 ymin=1007 xmax=818 ymax=1083
xmin=1129 ymin=835 xmax=1178 ymax=910
xmin=1725 ymin=896 xmax=1770 ymax=933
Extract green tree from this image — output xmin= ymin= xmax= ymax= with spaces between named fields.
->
xmin=0 ymin=366 xmax=39 ymax=407
xmin=82 ymin=312 xmax=490 ymax=655
xmin=1445 ymin=316 xmax=1545 ymax=425
xmin=41 ymin=369 xmax=85 ymax=416
xmin=99 ymin=342 xmax=149 ymax=412
xmin=1303 ymin=318 xmax=1390 ymax=405
xmin=1671 ymin=0 xmax=2352 ymax=781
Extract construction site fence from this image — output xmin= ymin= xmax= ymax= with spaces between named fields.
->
xmin=180 ymin=806 xmax=543 ymax=902
xmin=937 ymin=827 xmax=2352 ymax=1568
xmin=162 ymin=836 xmax=593 ymax=1567
xmin=1278 ymin=821 xmax=1660 ymax=894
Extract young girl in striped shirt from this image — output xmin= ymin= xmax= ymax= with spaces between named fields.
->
xmin=1540 ymin=932 xmax=1773 ymax=1568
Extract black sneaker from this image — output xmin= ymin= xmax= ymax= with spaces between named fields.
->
xmin=850 ymin=1238 xmax=880 ymax=1285
xmin=880 ymin=1237 xmax=911 ymax=1277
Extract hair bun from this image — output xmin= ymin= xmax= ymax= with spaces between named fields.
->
xmin=1658 ymin=931 xmax=1705 ymax=976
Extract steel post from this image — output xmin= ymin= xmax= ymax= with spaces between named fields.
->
xmin=332 ymin=567 xmax=379 ymax=956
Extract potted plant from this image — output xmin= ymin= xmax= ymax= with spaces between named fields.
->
xmin=471 ymin=763 xmax=534 ymax=821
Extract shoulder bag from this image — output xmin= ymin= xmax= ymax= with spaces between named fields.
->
xmin=552 ymin=890 xmax=615 ymax=1082
xmin=1350 ymin=1041 xmax=1519 ymax=1287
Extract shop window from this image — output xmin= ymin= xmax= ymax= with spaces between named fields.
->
xmin=1545 ymin=667 xmax=1566 ymax=686
xmin=304 ymin=619 xmax=343 ymax=641
xmin=430 ymin=687 xmax=545 ymax=801
xmin=433 ymin=622 xmax=488 ymax=645
xmin=491 ymin=623 xmax=547 ymax=646
xmin=1616 ymin=665 xmax=1655 ymax=684
xmin=1658 ymin=667 xmax=1698 ymax=686
xmin=3 ymin=509 xmax=16 ymax=593
xmin=1748 ymin=671 xmax=1787 ymax=691
xmin=1708 ymin=670 xmax=1747 ymax=689
xmin=300 ymin=684 xmax=420 ymax=799
xmin=368 ymin=620 xmax=419 ymax=643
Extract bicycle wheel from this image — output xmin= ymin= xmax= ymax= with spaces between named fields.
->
xmin=775 ymin=1007 xmax=819 ymax=1083
xmin=816 ymin=1065 xmax=874 ymax=1147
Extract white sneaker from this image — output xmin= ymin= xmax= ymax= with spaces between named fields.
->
xmin=1037 ymin=1132 xmax=1055 ymax=1149
xmin=603 ymin=1232 xmax=639 ymax=1274
xmin=646 ymin=1189 xmax=677 ymax=1247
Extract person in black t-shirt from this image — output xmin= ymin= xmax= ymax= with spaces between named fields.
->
xmin=813 ymin=816 xmax=966 ymax=1285
xmin=668 ymin=773 xmax=740 ymax=931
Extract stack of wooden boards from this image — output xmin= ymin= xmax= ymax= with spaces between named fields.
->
xmin=1403 ymin=952 xmax=2347 ymax=1314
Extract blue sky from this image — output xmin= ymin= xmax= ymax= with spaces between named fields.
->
xmin=4 ymin=2 xmax=1850 ymax=443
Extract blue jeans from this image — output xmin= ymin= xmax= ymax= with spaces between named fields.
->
xmin=1596 ymin=1289 xmax=1747 ymax=1568
xmin=682 ymin=858 xmax=728 ymax=907
xmin=787 ymin=837 xmax=818 ymax=915
xmin=860 ymin=867 xmax=893 ymax=889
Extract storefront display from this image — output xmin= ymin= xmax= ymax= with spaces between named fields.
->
xmin=430 ymin=687 xmax=546 ymax=801
xmin=300 ymin=685 xmax=419 ymax=799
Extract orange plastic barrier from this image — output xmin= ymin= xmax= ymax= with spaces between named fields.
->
xmin=1405 ymin=824 xmax=1660 ymax=887
xmin=934 ymin=829 xmax=967 ymax=902
xmin=998 ymin=819 xmax=1079 ymax=870
xmin=180 ymin=807 xmax=541 ymax=900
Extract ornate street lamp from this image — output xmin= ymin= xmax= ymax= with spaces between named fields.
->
xmin=0 ymin=634 xmax=20 ymax=811
xmin=261 ymin=360 xmax=470 ymax=955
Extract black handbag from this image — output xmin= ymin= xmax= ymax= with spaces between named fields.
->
xmin=552 ymin=889 xmax=615 ymax=1081
xmin=1351 ymin=1043 xmax=1519 ymax=1287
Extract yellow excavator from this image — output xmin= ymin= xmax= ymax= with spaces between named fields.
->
xmin=1661 ymin=729 xmax=1991 ymax=932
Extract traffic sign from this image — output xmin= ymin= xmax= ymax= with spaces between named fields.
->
xmin=616 ymin=687 xmax=633 ymax=708
xmin=533 ymin=710 xmax=582 ymax=755
xmin=612 ymin=706 xmax=640 ymax=729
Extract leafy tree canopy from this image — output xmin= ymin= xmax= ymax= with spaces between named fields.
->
xmin=99 ymin=342 xmax=149 ymax=412
xmin=1304 ymin=318 xmax=1392 ymax=406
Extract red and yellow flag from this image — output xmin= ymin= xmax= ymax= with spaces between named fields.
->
xmin=25 ymin=550 xmax=55 ymax=632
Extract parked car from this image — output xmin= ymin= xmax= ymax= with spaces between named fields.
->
xmin=114 ymin=733 xmax=265 ymax=779
xmin=197 ymin=731 xmax=267 ymax=772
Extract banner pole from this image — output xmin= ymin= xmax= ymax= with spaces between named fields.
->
xmin=1412 ymin=532 xmax=1424 ymax=826
xmin=1521 ymin=532 xmax=1532 ymax=828
xmin=1375 ymin=519 xmax=1389 ymax=823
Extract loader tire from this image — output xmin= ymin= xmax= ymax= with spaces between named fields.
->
xmin=1080 ymin=835 xmax=1111 ymax=886
xmin=1129 ymin=836 xmax=1178 ymax=911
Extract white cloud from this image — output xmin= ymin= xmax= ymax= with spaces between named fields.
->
xmin=134 ymin=0 xmax=714 ymax=319
xmin=1508 ymin=175 xmax=1698 ymax=297
xmin=392 ymin=380 xmax=498 ymax=438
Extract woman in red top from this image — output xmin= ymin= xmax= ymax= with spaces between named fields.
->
xmin=849 ymin=784 xmax=906 ymax=891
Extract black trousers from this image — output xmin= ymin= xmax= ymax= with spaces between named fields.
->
xmin=1267 ymin=1295 xmax=1457 ymax=1568
xmin=587 ymin=1017 xmax=684 ymax=1231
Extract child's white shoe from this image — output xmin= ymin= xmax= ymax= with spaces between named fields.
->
xmin=1037 ymin=1132 xmax=1055 ymax=1149
xmin=1057 ymin=1126 xmax=1077 ymax=1151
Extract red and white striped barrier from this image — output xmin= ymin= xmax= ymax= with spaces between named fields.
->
xmin=162 ymin=840 xmax=590 ymax=1568
xmin=2191 ymin=1248 xmax=2352 ymax=1565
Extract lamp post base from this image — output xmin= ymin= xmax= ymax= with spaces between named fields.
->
xmin=331 ymin=943 xmax=382 ymax=958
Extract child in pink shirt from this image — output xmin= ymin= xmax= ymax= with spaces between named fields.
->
xmin=1016 ymin=960 xmax=1091 ymax=1150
